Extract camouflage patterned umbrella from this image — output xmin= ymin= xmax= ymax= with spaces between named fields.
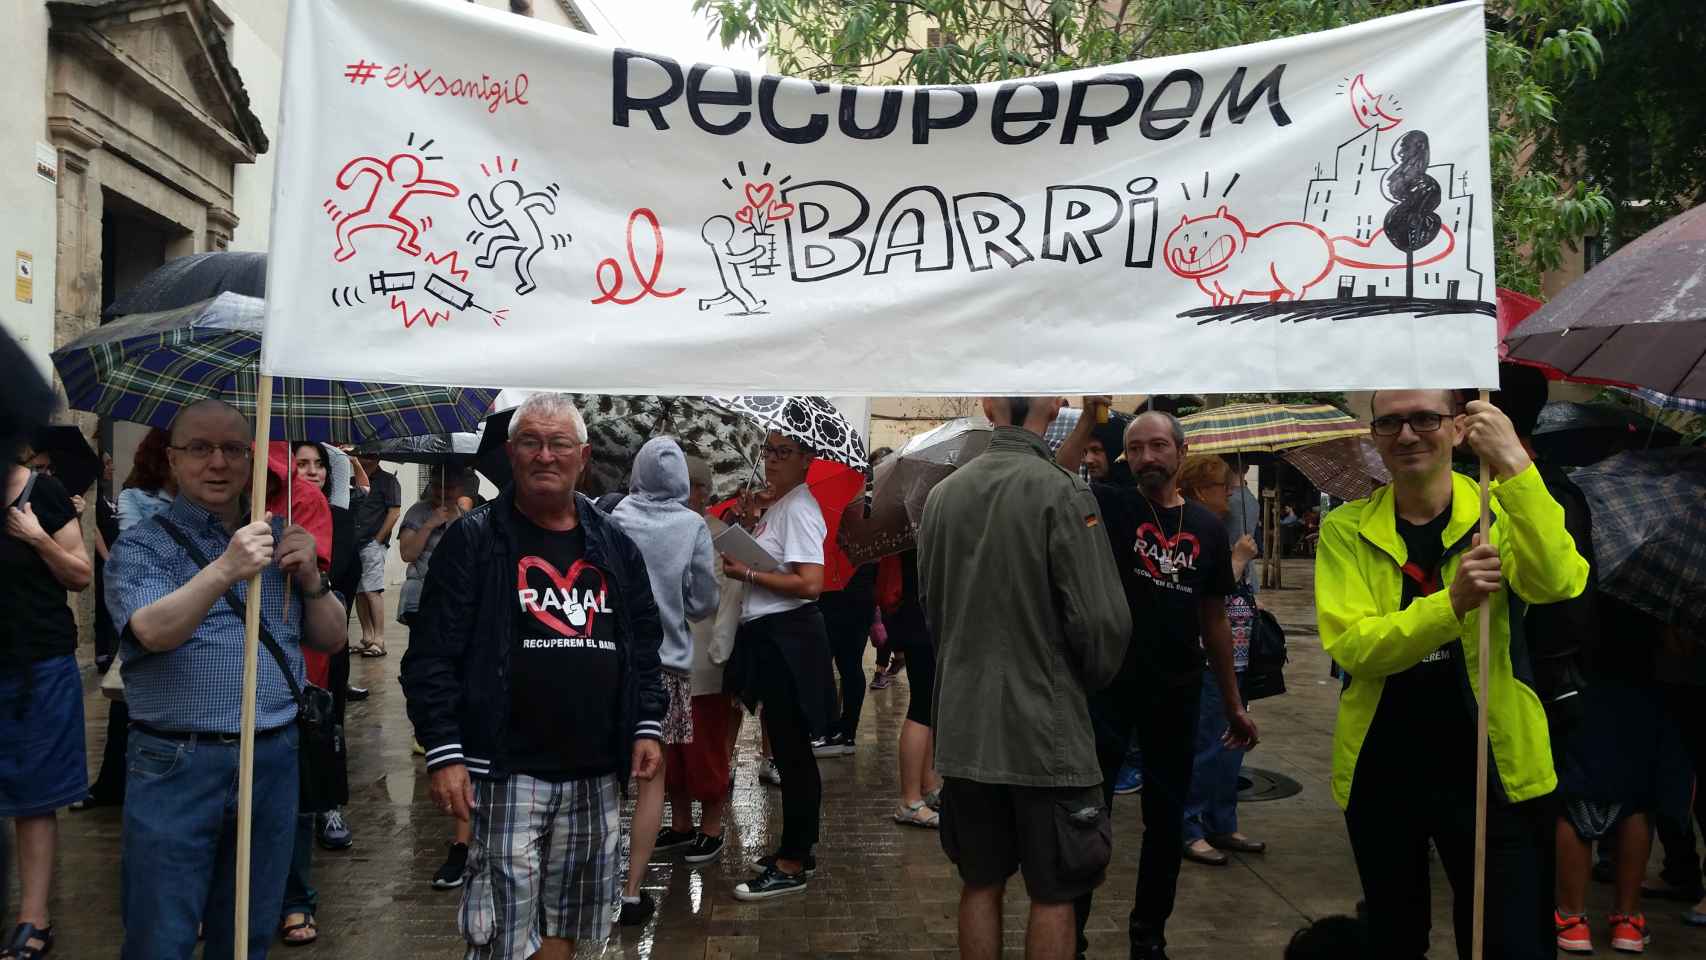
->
xmin=480 ymin=394 xmax=763 ymax=499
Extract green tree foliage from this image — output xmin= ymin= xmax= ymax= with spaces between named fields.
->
xmin=696 ymin=0 xmax=1630 ymax=294
xmin=1539 ymin=0 xmax=1706 ymax=251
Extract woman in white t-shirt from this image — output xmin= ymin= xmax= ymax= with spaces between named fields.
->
xmin=720 ymin=430 xmax=835 ymax=903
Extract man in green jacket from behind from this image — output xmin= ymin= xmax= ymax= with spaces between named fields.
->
xmin=919 ymin=396 xmax=1133 ymax=960
xmin=1316 ymin=389 xmax=1589 ymax=960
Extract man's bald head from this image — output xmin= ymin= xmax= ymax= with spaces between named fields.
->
xmin=166 ymin=398 xmax=252 ymax=518
xmin=1370 ymin=389 xmax=1457 ymax=419
xmin=1124 ymin=410 xmax=1188 ymax=497
xmin=170 ymin=398 xmax=249 ymax=443
xmin=1125 ymin=410 xmax=1187 ymax=450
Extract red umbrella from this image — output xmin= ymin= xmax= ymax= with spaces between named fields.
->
xmin=709 ymin=460 xmax=867 ymax=592
xmin=1495 ymin=287 xmax=1542 ymax=358
xmin=811 ymin=460 xmax=867 ymax=591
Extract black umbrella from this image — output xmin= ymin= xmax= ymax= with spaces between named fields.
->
xmin=105 ymin=251 xmax=267 ymax=318
xmin=29 ymin=425 xmax=101 ymax=497
xmin=1531 ymin=402 xmax=1679 ymax=466
xmin=355 ymin=432 xmax=482 ymax=466
xmin=1504 ymin=204 xmax=1706 ymax=400
xmin=0 ymin=326 xmax=57 ymax=451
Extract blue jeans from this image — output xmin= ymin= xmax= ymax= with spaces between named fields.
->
xmin=1183 ymin=669 xmax=1246 ymax=842
xmin=121 ymin=725 xmax=299 ymax=960
xmin=281 ymin=813 xmax=318 ymax=917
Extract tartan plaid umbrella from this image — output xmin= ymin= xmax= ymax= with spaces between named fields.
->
xmin=1569 ymin=447 xmax=1706 ymax=634
xmin=1181 ymin=403 xmax=1365 ymax=454
xmin=1617 ymin=385 xmax=1706 ymax=415
xmin=52 ymin=293 xmax=497 ymax=444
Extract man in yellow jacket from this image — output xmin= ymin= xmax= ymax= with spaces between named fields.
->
xmin=1316 ymin=389 xmax=1589 ymax=960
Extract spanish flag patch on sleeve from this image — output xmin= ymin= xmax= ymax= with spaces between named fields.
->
xmin=1085 ymin=514 xmax=1100 ymax=528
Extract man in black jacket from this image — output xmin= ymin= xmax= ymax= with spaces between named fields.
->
xmin=402 ymin=393 xmax=666 ymax=960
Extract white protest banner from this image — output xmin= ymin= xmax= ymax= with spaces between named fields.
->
xmin=261 ymin=0 xmax=1497 ymax=395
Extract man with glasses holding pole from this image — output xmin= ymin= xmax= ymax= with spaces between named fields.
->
xmin=1316 ymin=390 xmax=1587 ymax=959
xmin=106 ymin=399 xmax=348 ymax=960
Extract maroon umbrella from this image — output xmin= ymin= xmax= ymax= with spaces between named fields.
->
xmin=1504 ymin=204 xmax=1706 ymax=400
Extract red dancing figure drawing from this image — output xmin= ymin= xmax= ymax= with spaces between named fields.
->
xmin=468 ymin=179 xmax=557 ymax=295
xmin=329 ymin=154 xmax=460 ymax=263
xmin=698 ymin=216 xmax=766 ymax=314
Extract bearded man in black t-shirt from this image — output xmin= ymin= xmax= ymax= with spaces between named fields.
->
xmin=1058 ymin=400 xmax=1258 ymax=960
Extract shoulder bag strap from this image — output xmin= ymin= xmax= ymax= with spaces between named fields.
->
xmin=12 ymin=469 xmax=37 ymax=510
xmin=153 ymin=516 xmax=306 ymax=707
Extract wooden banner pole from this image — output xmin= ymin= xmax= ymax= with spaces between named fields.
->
xmin=1471 ymin=387 xmax=1492 ymax=960
xmin=234 ymin=374 xmax=274 ymax=960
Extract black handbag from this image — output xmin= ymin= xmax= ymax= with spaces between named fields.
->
xmin=1241 ymin=588 xmax=1288 ymax=702
xmin=155 ymin=518 xmax=349 ymax=813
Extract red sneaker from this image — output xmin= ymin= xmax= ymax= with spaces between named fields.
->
xmin=1608 ymin=913 xmax=1649 ymax=953
xmin=1555 ymin=911 xmax=1594 ymax=954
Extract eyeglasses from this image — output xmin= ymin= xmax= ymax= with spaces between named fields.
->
xmin=1370 ymin=412 xmax=1448 ymax=437
xmin=760 ymin=443 xmax=802 ymax=461
xmin=511 ymin=435 xmax=580 ymax=456
xmin=169 ymin=441 xmax=252 ymax=461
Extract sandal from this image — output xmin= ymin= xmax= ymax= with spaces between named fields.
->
xmin=359 ymin=645 xmax=387 ymax=658
xmin=923 ymin=787 xmax=942 ymax=811
xmin=280 ymin=913 xmax=318 ymax=947
xmin=893 ymin=800 xmax=940 ymax=829
xmin=1 ymin=922 xmax=53 ymax=959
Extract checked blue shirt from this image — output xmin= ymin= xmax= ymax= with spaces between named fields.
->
xmin=105 ymin=496 xmax=306 ymax=734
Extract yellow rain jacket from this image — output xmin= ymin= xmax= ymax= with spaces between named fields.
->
xmin=1316 ymin=465 xmax=1589 ymax=810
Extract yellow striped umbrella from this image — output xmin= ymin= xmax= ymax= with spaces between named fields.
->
xmin=1180 ymin=403 xmax=1365 ymax=454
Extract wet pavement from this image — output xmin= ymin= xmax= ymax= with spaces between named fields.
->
xmin=37 ymin=560 xmax=1706 ymax=957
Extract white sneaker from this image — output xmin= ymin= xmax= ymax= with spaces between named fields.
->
xmin=758 ymin=758 xmax=781 ymax=786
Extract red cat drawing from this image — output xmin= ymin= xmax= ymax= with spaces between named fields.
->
xmin=1163 ymin=206 xmax=1455 ymax=306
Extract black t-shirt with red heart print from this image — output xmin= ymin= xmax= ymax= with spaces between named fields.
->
xmin=1091 ymin=484 xmax=1236 ymax=683
xmin=506 ymin=508 xmax=623 ymax=781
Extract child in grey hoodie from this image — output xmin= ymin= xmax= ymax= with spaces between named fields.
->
xmin=609 ymin=437 xmax=720 ymax=922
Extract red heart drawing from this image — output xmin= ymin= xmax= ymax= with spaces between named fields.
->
xmin=734 ymin=206 xmax=753 ymax=225
xmin=767 ymin=200 xmax=796 ymax=221
xmin=1133 ymin=522 xmax=1201 ymax=579
xmin=516 ymin=556 xmax=606 ymax=637
xmin=744 ymin=182 xmax=774 ymax=211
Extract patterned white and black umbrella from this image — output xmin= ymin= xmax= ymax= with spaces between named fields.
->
xmin=708 ymin=396 xmax=867 ymax=470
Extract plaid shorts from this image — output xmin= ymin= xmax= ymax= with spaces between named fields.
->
xmin=661 ymin=669 xmax=694 ymax=745
xmin=460 ymin=773 xmax=621 ymax=958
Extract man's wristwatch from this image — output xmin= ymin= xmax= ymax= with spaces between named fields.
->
xmin=304 ymin=572 xmax=333 ymax=600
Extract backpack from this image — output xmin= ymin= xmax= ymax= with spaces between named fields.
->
xmin=1241 ymin=590 xmax=1288 ymax=701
